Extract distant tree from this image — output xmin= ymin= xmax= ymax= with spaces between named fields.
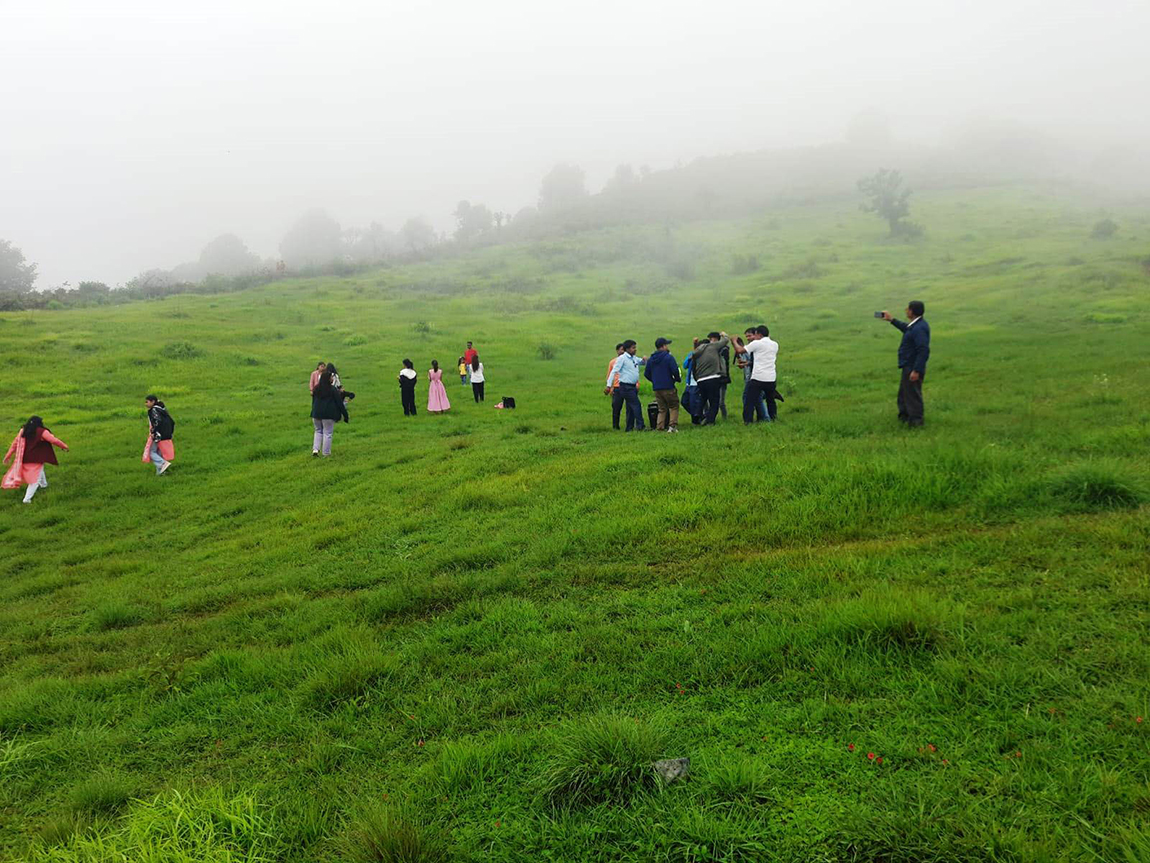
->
xmin=279 ymin=209 xmax=342 ymax=268
xmin=199 ymin=233 xmax=260 ymax=276
xmin=604 ymin=164 xmax=636 ymax=193
xmin=858 ymin=169 xmax=917 ymax=237
xmin=1091 ymin=217 xmax=1118 ymax=239
xmin=401 ymin=217 xmax=436 ymax=253
xmin=0 ymin=238 xmax=38 ymax=293
xmin=493 ymin=211 xmax=506 ymax=229
xmin=538 ymin=163 xmax=588 ymax=211
xmin=453 ymin=200 xmax=494 ymax=242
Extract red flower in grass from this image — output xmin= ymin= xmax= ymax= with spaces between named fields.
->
xmin=867 ymin=752 xmax=875 ymax=761
xmin=847 ymin=744 xmax=854 ymax=752
xmin=1015 ymin=751 xmax=1021 ymax=758
xmin=927 ymin=743 xmax=936 ymax=752
xmin=876 ymin=757 xmax=883 ymax=764
xmin=1137 ymin=717 xmax=1144 ymax=724
xmin=417 ymin=740 xmax=425 ymax=747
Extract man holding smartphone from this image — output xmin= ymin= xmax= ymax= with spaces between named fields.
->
xmin=880 ymin=301 xmax=930 ymax=427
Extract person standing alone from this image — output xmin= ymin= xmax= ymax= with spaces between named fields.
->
xmin=3 ymin=416 xmax=69 ymax=503
xmin=644 ymin=338 xmax=681 ymax=432
xmin=881 ymin=301 xmax=931 ymax=427
xmin=399 ymin=359 xmax=418 ymax=416
xmin=469 ymin=355 xmax=486 ymax=403
xmin=310 ymin=367 xmax=343 ymax=455
xmin=427 ymin=360 xmax=451 ymax=414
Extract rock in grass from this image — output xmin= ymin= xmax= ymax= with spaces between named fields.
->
xmin=653 ymin=757 xmax=690 ymax=784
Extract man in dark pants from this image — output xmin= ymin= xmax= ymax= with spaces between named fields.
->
xmin=604 ymin=339 xmax=647 ymax=431
xmin=605 ymin=343 xmax=630 ymax=430
xmin=881 ymin=301 xmax=931 ymax=426
xmin=688 ymin=332 xmax=730 ymax=425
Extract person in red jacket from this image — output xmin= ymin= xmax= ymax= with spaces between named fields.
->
xmin=3 ymin=416 xmax=69 ymax=503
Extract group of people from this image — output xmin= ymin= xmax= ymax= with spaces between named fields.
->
xmin=4 ymin=394 xmax=176 ymax=504
xmin=5 ymin=305 xmax=931 ymax=503
xmin=603 ymin=300 xmax=931 ymax=432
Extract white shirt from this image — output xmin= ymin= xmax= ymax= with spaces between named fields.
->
xmin=744 ymin=337 xmax=778 ymax=382
xmin=469 ymin=363 xmax=485 ymax=383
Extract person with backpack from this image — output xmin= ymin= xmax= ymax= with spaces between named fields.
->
xmin=469 ymin=355 xmax=486 ymax=403
xmin=143 ymin=395 xmax=176 ymax=475
xmin=4 ymin=416 xmax=70 ymax=503
xmin=644 ymin=338 xmax=681 ymax=432
xmin=310 ymin=368 xmax=343 ymax=455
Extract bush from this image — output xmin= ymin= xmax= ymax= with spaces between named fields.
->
xmin=1047 ymin=463 xmax=1144 ymax=511
xmin=540 ymin=715 xmax=667 ymax=808
xmin=344 ymin=334 xmax=368 ymax=346
xmin=537 ymin=343 xmax=556 ymax=360
xmin=730 ymin=253 xmax=760 ymax=274
xmin=164 ymin=341 xmax=204 ymax=360
xmin=339 ymin=805 xmax=447 ymax=863
xmin=412 ymin=321 xmax=430 ymax=334
xmin=1091 ymin=218 xmax=1118 ymax=239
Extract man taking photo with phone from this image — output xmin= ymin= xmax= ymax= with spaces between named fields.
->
xmin=880 ymin=301 xmax=930 ymax=427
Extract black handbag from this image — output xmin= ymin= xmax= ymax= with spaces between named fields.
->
xmin=502 ymin=396 xmax=516 ymax=409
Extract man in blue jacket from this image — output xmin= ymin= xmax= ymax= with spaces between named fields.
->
xmin=881 ymin=300 xmax=931 ymax=427
xmin=644 ymin=337 xmax=681 ymax=432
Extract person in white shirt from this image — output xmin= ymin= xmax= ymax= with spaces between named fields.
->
xmin=469 ymin=355 xmax=486 ymax=403
xmin=729 ymin=325 xmax=780 ymax=423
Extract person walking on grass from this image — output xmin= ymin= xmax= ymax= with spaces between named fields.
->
xmin=3 ymin=416 xmax=69 ymax=504
xmin=644 ymin=338 xmax=681 ymax=432
xmin=427 ymin=360 xmax=451 ymax=414
xmin=469 ymin=355 xmax=486 ymax=403
xmin=310 ymin=367 xmax=343 ymax=456
xmin=457 ymin=357 xmax=467 ymax=385
xmin=309 ymin=361 xmax=326 ymax=394
xmin=731 ymin=325 xmax=780 ymax=423
xmin=399 ymin=359 xmax=418 ymax=417
xmin=688 ymin=332 xmax=730 ymax=425
xmin=142 ymin=395 xmax=176 ymax=475
xmin=604 ymin=339 xmax=646 ymax=431
xmin=463 ymin=341 xmax=478 ymax=383
xmin=881 ymin=301 xmax=931 ymax=427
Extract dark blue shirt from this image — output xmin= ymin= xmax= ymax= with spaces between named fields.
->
xmin=891 ymin=317 xmax=930 ymax=374
xmin=644 ymin=350 xmax=681 ymax=390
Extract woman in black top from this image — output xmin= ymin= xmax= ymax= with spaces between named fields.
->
xmin=398 ymin=358 xmax=418 ymax=416
xmin=310 ymin=369 xmax=343 ymax=455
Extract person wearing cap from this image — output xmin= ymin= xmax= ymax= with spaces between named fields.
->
xmin=643 ymin=337 xmax=681 ymax=432
xmin=603 ymin=339 xmax=647 ymax=431
xmin=688 ymin=332 xmax=730 ymax=426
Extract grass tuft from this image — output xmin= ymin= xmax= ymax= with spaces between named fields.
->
xmin=69 ymin=772 xmax=138 ymax=815
xmin=339 ymin=805 xmax=448 ymax=863
xmin=1047 ymin=462 xmax=1144 ymax=511
xmin=90 ymin=601 xmax=144 ymax=631
xmin=540 ymin=715 xmax=667 ymax=808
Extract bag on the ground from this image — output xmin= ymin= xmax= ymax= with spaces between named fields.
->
xmin=502 ymin=396 xmax=516 ymax=409
xmin=647 ymin=401 xmax=659 ymax=428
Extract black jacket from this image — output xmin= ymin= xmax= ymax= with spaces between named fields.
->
xmin=148 ymin=403 xmax=175 ymax=440
xmin=310 ymin=385 xmax=343 ymax=421
xmin=892 ymin=318 xmax=930 ymax=374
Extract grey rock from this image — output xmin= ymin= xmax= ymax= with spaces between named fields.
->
xmin=653 ymin=757 xmax=690 ymax=784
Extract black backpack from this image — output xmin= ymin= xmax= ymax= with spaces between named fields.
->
xmin=156 ymin=410 xmax=175 ymax=439
xmin=502 ymin=396 xmax=516 ymax=409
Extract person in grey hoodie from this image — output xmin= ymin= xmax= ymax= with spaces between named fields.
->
xmin=688 ymin=332 xmax=730 ymax=425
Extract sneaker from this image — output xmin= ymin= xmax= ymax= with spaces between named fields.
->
xmin=157 ymin=461 xmax=170 ymax=476
xmin=667 ymin=427 xmax=678 ymax=433
xmin=312 ymin=450 xmax=320 ymax=457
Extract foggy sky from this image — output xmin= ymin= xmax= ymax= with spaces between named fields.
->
xmin=3 ymin=0 xmax=1147 ymax=287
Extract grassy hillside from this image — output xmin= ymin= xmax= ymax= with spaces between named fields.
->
xmin=2 ymin=185 xmax=1148 ymax=862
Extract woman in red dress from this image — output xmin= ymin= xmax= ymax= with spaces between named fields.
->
xmin=3 ymin=416 xmax=70 ymax=504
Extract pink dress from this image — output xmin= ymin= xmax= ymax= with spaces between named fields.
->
xmin=427 ymin=368 xmax=451 ymax=413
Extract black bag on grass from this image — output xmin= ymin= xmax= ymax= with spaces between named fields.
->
xmin=647 ymin=401 xmax=659 ymax=429
xmin=502 ymin=396 xmax=516 ymax=409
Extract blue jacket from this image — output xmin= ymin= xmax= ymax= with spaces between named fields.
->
xmin=644 ymin=350 xmax=681 ymax=390
xmin=892 ymin=318 xmax=930 ymax=374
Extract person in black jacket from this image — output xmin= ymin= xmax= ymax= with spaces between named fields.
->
xmin=310 ymin=368 xmax=343 ymax=455
xmin=398 ymin=359 xmax=418 ymax=417
xmin=881 ymin=300 xmax=931 ymax=427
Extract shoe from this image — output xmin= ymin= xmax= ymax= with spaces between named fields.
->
xmin=312 ymin=450 xmax=320 ymax=456
xmin=157 ymin=461 xmax=170 ymax=476
xmin=667 ymin=428 xmax=678 ymax=433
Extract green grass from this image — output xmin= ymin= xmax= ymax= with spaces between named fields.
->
xmin=1 ymin=184 xmax=1149 ymax=861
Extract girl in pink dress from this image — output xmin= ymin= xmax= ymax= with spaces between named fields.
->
xmin=3 ymin=416 xmax=70 ymax=503
xmin=427 ymin=360 xmax=451 ymax=413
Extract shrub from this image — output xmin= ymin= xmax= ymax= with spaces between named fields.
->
xmin=339 ymin=805 xmax=447 ymax=863
xmin=344 ymin=334 xmax=368 ymax=346
xmin=537 ymin=343 xmax=556 ymax=360
xmin=1047 ymin=463 xmax=1144 ymax=511
xmin=46 ymin=300 xmax=65 ymax=310
xmin=412 ymin=321 xmax=430 ymax=334
xmin=164 ymin=341 xmax=203 ymax=360
xmin=1091 ymin=218 xmax=1118 ymax=239
xmin=730 ymin=253 xmax=760 ymax=275
xmin=540 ymin=715 xmax=667 ymax=808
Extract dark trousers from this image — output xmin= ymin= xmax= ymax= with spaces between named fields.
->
xmin=612 ymin=388 xmax=636 ymax=429
xmin=897 ymin=368 xmax=924 ymax=426
xmin=742 ymin=380 xmax=768 ymax=422
xmin=696 ymin=378 xmax=722 ymax=425
xmin=743 ymin=380 xmax=779 ymax=423
xmin=401 ymin=387 xmax=417 ymax=416
xmin=472 ymin=381 xmax=485 ymax=402
xmin=618 ymin=382 xmax=645 ymax=430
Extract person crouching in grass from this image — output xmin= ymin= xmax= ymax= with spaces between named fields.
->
xmin=4 ymin=416 xmax=69 ymax=503
xmin=143 ymin=395 xmax=175 ymax=475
